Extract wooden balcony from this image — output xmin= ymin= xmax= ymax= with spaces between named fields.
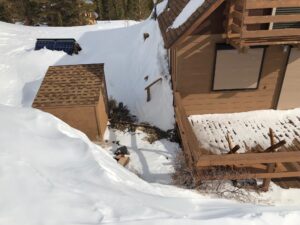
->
xmin=226 ymin=0 xmax=300 ymax=49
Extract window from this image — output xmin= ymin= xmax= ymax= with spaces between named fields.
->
xmin=212 ymin=44 xmax=264 ymax=91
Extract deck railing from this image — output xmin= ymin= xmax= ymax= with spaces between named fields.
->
xmin=226 ymin=0 xmax=300 ymax=48
xmin=174 ymin=91 xmax=300 ymax=191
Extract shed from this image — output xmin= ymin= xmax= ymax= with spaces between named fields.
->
xmin=33 ymin=64 xmax=109 ymax=141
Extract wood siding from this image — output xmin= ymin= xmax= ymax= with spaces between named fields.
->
xmin=39 ymin=105 xmax=106 ymax=141
xmin=174 ymin=34 xmax=288 ymax=116
xmin=278 ymin=48 xmax=300 ymax=109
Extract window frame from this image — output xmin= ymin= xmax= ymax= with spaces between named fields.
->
xmin=211 ymin=43 xmax=266 ymax=92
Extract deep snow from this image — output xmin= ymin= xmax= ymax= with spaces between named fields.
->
xmin=1 ymin=2 xmax=300 ymax=223
xmin=0 ymin=19 xmax=174 ymax=130
xmin=1 ymin=106 xmax=300 ymax=225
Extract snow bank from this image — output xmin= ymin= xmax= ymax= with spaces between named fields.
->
xmin=171 ymin=0 xmax=204 ymax=29
xmin=1 ymin=105 xmax=300 ymax=224
xmin=0 ymin=20 xmax=174 ymax=130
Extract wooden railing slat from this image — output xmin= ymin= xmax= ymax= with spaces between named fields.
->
xmin=246 ymin=0 xmax=300 ymax=10
xmin=243 ymin=29 xmax=300 ymax=38
xmin=245 ymin=14 xmax=300 ymax=24
xmin=197 ymin=152 xmax=300 ymax=167
xmin=200 ymin=171 xmax=300 ymax=180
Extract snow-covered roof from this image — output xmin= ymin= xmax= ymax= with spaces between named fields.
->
xmin=158 ymin=0 xmax=220 ymax=48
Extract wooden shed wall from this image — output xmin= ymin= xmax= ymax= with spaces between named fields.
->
xmin=39 ymin=105 xmax=106 ymax=141
xmin=173 ymin=34 xmax=288 ymax=116
xmin=96 ymin=90 xmax=109 ymax=138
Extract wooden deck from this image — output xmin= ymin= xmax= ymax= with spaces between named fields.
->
xmin=175 ymin=92 xmax=300 ymax=190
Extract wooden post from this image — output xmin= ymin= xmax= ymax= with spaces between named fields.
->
xmin=226 ymin=132 xmax=240 ymax=154
xmin=226 ymin=0 xmax=235 ymax=43
xmin=146 ymin=88 xmax=151 ymax=102
xmin=144 ymin=78 xmax=162 ymax=102
xmin=262 ymin=128 xmax=279 ymax=191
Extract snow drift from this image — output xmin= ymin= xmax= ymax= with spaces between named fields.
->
xmin=1 ymin=105 xmax=300 ymax=225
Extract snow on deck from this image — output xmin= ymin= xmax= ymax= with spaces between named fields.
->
xmin=189 ymin=109 xmax=300 ymax=155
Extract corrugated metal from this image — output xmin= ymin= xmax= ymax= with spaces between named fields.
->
xmin=273 ymin=7 xmax=300 ymax=29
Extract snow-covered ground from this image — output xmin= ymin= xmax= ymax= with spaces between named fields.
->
xmin=1 ymin=2 xmax=300 ymax=223
xmin=104 ymin=128 xmax=180 ymax=184
xmin=1 ymin=105 xmax=300 ymax=225
xmin=96 ymin=20 xmax=139 ymax=28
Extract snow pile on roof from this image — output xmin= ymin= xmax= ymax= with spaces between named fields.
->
xmin=0 ymin=19 xmax=174 ymax=130
xmin=156 ymin=0 xmax=169 ymax=16
xmin=189 ymin=108 xmax=300 ymax=154
xmin=1 ymin=105 xmax=300 ymax=224
xmin=170 ymin=0 xmax=205 ymax=28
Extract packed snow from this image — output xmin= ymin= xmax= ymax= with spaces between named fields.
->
xmin=104 ymin=128 xmax=180 ymax=184
xmin=1 ymin=1 xmax=300 ymax=224
xmin=170 ymin=0 xmax=205 ymax=28
xmin=189 ymin=108 xmax=300 ymax=154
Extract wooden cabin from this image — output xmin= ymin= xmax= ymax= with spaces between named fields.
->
xmin=33 ymin=64 xmax=109 ymax=141
xmin=158 ymin=0 xmax=300 ymax=190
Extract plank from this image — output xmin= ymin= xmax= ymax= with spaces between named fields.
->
xmin=118 ymin=156 xmax=130 ymax=167
xmin=243 ymin=29 xmax=300 ymax=39
xmin=245 ymin=0 xmax=300 ymax=10
xmin=199 ymin=171 xmax=300 ymax=180
xmin=245 ymin=15 xmax=300 ymax=24
xmin=197 ymin=152 xmax=300 ymax=167
xmin=173 ymin=0 xmax=225 ymax=47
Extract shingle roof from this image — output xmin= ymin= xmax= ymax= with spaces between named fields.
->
xmin=33 ymin=64 xmax=106 ymax=107
xmin=158 ymin=0 xmax=218 ymax=48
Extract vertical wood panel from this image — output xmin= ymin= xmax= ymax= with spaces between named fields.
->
xmin=278 ymin=48 xmax=300 ymax=109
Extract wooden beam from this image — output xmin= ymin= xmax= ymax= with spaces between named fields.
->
xmin=243 ymin=29 xmax=300 ymax=38
xmin=232 ymin=10 xmax=243 ymax=22
xmin=265 ymin=140 xmax=286 ymax=152
xmin=196 ymin=152 xmax=300 ymax=167
xmin=199 ymin=171 xmax=300 ymax=180
xmin=245 ymin=0 xmax=300 ymax=10
xmin=231 ymin=23 xmax=241 ymax=33
xmin=144 ymin=77 xmax=162 ymax=90
xmin=244 ymin=14 xmax=300 ymax=24
xmin=226 ymin=0 xmax=235 ymax=40
xmin=262 ymin=163 xmax=276 ymax=191
xmin=172 ymin=0 xmax=225 ymax=48
xmin=144 ymin=78 xmax=162 ymax=102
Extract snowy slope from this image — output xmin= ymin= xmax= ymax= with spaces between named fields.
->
xmin=0 ymin=19 xmax=174 ymax=130
xmin=1 ymin=106 xmax=300 ymax=225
